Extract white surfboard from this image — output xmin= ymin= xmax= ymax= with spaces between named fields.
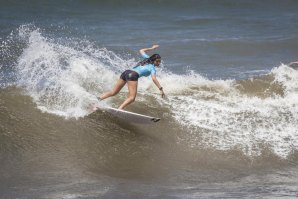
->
xmin=102 ymin=107 xmax=160 ymax=124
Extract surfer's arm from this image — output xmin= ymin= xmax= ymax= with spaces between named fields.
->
xmin=289 ymin=61 xmax=298 ymax=65
xmin=151 ymin=75 xmax=165 ymax=98
xmin=139 ymin=45 xmax=159 ymax=55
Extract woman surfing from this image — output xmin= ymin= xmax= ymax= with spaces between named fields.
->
xmin=97 ymin=45 xmax=165 ymax=110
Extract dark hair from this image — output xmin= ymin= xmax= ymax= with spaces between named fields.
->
xmin=136 ymin=54 xmax=161 ymax=67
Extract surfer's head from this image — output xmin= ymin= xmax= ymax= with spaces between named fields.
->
xmin=149 ymin=54 xmax=161 ymax=67
xmin=137 ymin=53 xmax=161 ymax=67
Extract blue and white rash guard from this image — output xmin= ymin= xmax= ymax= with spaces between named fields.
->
xmin=132 ymin=52 xmax=156 ymax=78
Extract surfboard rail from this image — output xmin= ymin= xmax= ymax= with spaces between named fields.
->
xmin=102 ymin=107 xmax=160 ymax=124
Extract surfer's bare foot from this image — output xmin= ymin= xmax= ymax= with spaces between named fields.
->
xmin=92 ymin=106 xmax=98 ymax=111
xmin=87 ymin=103 xmax=98 ymax=113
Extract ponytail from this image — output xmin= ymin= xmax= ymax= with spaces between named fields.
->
xmin=135 ymin=54 xmax=161 ymax=67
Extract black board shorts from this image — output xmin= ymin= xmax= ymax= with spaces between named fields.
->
xmin=120 ymin=70 xmax=140 ymax=81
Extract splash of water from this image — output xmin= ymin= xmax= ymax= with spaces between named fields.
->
xmin=15 ymin=25 xmax=135 ymax=118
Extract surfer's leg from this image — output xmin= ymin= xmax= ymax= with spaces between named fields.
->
xmin=99 ymin=79 xmax=126 ymax=100
xmin=118 ymin=80 xmax=138 ymax=109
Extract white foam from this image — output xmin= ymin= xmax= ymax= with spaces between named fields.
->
xmin=16 ymin=25 xmax=124 ymax=118
xmin=161 ymin=65 xmax=298 ymax=158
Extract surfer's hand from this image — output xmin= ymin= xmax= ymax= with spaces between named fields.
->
xmin=161 ymin=90 xmax=165 ymax=98
xmin=152 ymin=45 xmax=159 ymax=49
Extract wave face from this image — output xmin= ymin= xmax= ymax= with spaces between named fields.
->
xmin=0 ymin=25 xmax=297 ymax=162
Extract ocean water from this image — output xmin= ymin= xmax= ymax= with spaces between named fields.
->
xmin=1 ymin=0 xmax=298 ymax=198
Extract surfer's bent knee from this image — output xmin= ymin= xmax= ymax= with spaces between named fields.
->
xmin=110 ymin=90 xmax=118 ymax=96
xmin=128 ymin=96 xmax=135 ymax=102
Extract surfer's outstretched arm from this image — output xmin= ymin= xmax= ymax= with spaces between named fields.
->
xmin=289 ymin=61 xmax=298 ymax=65
xmin=152 ymin=75 xmax=165 ymax=98
xmin=139 ymin=45 xmax=159 ymax=55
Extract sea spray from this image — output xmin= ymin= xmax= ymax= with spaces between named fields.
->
xmin=15 ymin=25 xmax=130 ymax=118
